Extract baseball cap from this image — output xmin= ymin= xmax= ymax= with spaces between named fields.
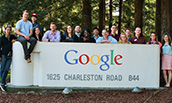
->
xmin=31 ymin=13 xmax=37 ymax=18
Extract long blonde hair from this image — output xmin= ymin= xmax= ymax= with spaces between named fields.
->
xmin=119 ymin=33 xmax=129 ymax=43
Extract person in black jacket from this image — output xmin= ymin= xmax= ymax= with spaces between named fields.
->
xmin=32 ymin=27 xmax=42 ymax=41
xmin=73 ymin=25 xmax=83 ymax=42
xmin=0 ymin=26 xmax=17 ymax=92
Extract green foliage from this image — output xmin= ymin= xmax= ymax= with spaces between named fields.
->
xmin=0 ymin=0 xmax=156 ymax=40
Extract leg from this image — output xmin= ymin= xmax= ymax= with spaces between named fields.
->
xmin=0 ymin=55 xmax=7 ymax=82
xmin=163 ymin=70 xmax=168 ymax=84
xmin=1 ymin=56 xmax=11 ymax=85
xmin=18 ymin=36 xmax=30 ymax=59
xmin=167 ymin=70 xmax=172 ymax=87
xmin=28 ymin=37 xmax=37 ymax=55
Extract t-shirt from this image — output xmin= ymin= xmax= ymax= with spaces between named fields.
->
xmin=162 ymin=43 xmax=172 ymax=55
xmin=16 ymin=20 xmax=33 ymax=36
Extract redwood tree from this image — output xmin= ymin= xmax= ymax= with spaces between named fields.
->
xmin=99 ymin=0 xmax=105 ymax=35
xmin=82 ymin=0 xmax=92 ymax=30
xmin=135 ymin=0 xmax=144 ymax=33
xmin=156 ymin=0 xmax=161 ymax=41
xmin=161 ymin=0 xmax=170 ymax=37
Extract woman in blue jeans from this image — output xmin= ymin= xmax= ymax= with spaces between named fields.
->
xmin=0 ymin=26 xmax=16 ymax=92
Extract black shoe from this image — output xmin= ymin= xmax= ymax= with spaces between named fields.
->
xmin=0 ymin=85 xmax=6 ymax=92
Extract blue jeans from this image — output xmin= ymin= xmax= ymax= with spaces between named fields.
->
xmin=0 ymin=55 xmax=12 ymax=85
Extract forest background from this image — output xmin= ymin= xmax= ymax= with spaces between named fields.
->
xmin=0 ymin=0 xmax=157 ymax=41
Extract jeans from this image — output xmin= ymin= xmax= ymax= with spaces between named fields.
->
xmin=18 ymin=36 xmax=37 ymax=59
xmin=0 ymin=55 xmax=12 ymax=85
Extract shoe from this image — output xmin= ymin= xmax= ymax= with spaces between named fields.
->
xmin=24 ymin=56 xmax=26 ymax=60
xmin=0 ymin=85 xmax=6 ymax=92
xmin=165 ymin=84 xmax=170 ymax=87
xmin=27 ymin=58 xmax=31 ymax=63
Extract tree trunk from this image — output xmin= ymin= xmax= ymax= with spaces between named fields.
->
xmin=82 ymin=0 xmax=92 ymax=30
xmin=109 ymin=0 xmax=112 ymax=33
xmin=118 ymin=0 xmax=122 ymax=36
xmin=135 ymin=0 xmax=144 ymax=33
xmin=156 ymin=0 xmax=161 ymax=41
xmin=161 ymin=0 xmax=170 ymax=37
xmin=169 ymin=0 xmax=172 ymax=38
xmin=99 ymin=0 xmax=105 ymax=36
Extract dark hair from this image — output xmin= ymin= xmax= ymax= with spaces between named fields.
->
xmin=82 ymin=28 xmax=91 ymax=39
xmin=65 ymin=24 xmax=74 ymax=38
xmin=93 ymin=27 xmax=99 ymax=31
xmin=126 ymin=28 xmax=130 ymax=31
xmin=148 ymin=33 xmax=159 ymax=44
xmin=50 ymin=22 xmax=56 ymax=26
xmin=112 ymin=24 xmax=116 ymax=27
xmin=162 ymin=34 xmax=172 ymax=46
xmin=5 ymin=25 xmax=12 ymax=31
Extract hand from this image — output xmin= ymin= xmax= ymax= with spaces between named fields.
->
xmin=11 ymin=39 xmax=15 ymax=43
xmin=105 ymin=41 xmax=111 ymax=43
xmin=24 ymin=35 xmax=30 ymax=40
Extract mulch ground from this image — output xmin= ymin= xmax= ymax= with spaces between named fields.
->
xmin=0 ymin=73 xmax=170 ymax=103
xmin=0 ymin=88 xmax=171 ymax=103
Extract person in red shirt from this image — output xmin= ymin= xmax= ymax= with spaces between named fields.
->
xmin=130 ymin=27 xmax=145 ymax=44
xmin=108 ymin=24 xmax=120 ymax=41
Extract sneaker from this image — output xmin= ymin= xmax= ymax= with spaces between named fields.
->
xmin=27 ymin=58 xmax=31 ymax=63
xmin=0 ymin=85 xmax=6 ymax=92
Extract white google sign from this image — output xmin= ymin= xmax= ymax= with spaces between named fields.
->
xmin=11 ymin=42 xmax=160 ymax=88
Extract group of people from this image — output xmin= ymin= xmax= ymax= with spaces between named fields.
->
xmin=0 ymin=10 xmax=171 ymax=92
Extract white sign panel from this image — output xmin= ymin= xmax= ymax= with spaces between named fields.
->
xmin=11 ymin=42 xmax=160 ymax=88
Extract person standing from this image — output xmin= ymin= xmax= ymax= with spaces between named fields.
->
xmin=130 ymin=27 xmax=145 ymax=44
xmin=125 ymin=29 xmax=132 ymax=41
xmin=109 ymin=24 xmax=120 ymax=41
xmin=118 ymin=33 xmax=132 ymax=44
xmin=161 ymin=34 xmax=172 ymax=87
xmin=96 ymin=29 xmax=117 ymax=44
xmin=92 ymin=27 xmax=100 ymax=41
xmin=32 ymin=27 xmax=42 ymax=41
xmin=16 ymin=10 xmax=37 ymax=63
xmin=146 ymin=33 xmax=162 ymax=48
xmin=42 ymin=22 xmax=61 ymax=42
xmin=0 ymin=26 xmax=17 ymax=92
xmin=31 ymin=13 xmax=42 ymax=34
xmin=81 ymin=28 xmax=95 ymax=43
xmin=73 ymin=25 xmax=82 ymax=42
xmin=61 ymin=25 xmax=74 ymax=42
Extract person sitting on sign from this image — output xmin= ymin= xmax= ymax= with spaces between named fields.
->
xmin=96 ymin=29 xmax=117 ymax=44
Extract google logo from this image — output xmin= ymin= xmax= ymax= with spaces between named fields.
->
xmin=64 ymin=50 xmax=123 ymax=71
